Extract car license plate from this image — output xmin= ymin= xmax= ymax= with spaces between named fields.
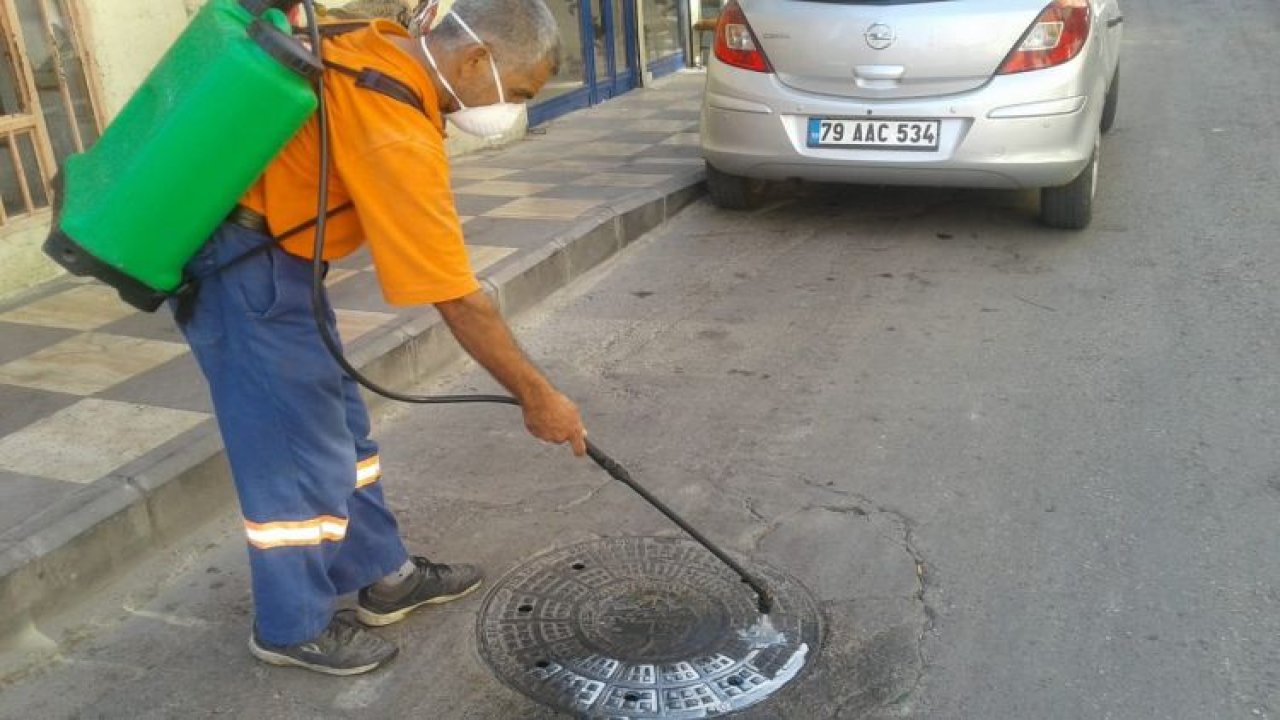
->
xmin=807 ymin=118 xmax=940 ymax=151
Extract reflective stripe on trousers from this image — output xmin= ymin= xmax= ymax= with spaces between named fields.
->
xmin=173 ymin=223 xmax=408 ymax=646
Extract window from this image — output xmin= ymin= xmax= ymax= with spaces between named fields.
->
xmin=0 ymin=0 xmax=101 ymax=227
xmin=535 ymin=0 xmax=588 ymax=102
xmin=642 ymin=0 xmax=682 ymax=63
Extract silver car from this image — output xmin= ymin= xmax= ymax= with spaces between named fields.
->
xmin=701 ymin=0 xmax=1124 ymax=228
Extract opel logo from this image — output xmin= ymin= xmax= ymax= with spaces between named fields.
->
xmin=865 ymin=23 xmax=895 ymax=50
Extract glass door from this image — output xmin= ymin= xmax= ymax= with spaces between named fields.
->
xmin=533 ymin=0 xmax=590 ymax=109
xmin=529 ymin=0 xmax=639 ymax=125
xmin=592 ymin=0 xmax=638 ymax=101
xmin=642 ymin=0 xmax=687 ymax=78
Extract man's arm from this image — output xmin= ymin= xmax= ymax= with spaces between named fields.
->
xmin=332 ymin=134 xmax=584 ymax=453
xmin=436 ymin=290 xmax=588 ymax=457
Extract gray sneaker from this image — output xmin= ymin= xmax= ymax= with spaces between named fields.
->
xmin=357 ymin=556 xmax=484 ymax=627
xmin=249 ymin=610 xmax=398 ymax=676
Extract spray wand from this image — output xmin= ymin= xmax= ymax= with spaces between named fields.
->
xmin=297 ymin=0 xmax=773 ymax=615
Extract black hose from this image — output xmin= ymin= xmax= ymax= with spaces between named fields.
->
xmin=299 ymin=0 xmax=772 ymax=615
xmin=303 ymin=2 xmax=507 ymax=409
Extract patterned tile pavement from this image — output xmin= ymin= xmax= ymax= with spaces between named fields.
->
xmin=0 ymin=72 xmax=706 ymax=543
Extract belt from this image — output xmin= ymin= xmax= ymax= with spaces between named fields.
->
xmin=226 ymin=205 xmax=271 ymax=236
xmin=226 ymin=202 xmax=357 ymax=243
xmin=173 ymin=205 xmax=276 ymax=325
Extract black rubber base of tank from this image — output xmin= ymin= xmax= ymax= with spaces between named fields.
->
xmin=44 ymin=229 xmax=170 ymax=312
xmin=477 ymin=537 xmax=823 ymax=719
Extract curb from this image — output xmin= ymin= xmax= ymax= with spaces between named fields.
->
xmin=0 ymin=170 xmax=706 ymax=646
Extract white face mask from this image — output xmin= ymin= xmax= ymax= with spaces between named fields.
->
xmin=421 ymin=14 xmax=524 ymax=140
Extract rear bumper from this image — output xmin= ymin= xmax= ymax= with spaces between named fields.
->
xmin=701 ymin=58 xmax=1107 ymax=190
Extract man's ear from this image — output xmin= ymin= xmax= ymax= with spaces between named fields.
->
xmin=459 ymin=44 xmax=493 ymax=79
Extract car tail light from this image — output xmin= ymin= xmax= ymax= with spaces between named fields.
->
xmin=714 ymin=0 xmax=771 ymax=73
xmin=998 ymin=0 xmax=1092 ymax=75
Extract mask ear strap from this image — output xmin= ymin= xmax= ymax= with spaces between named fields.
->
xmin=486 ymin=54 xmax=506 ymax=104
xmin=417 ymin=0 xmax=448 ymax=33
xmin=420 ymin=36 xmax=467 ymax=110
xmin=447 ymin=12 xmax=507 ymax=104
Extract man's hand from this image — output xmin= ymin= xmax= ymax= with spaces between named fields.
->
xmin=522 ymin=387 xmax=588 ymax=457
xmin=436 ymin=291 xmax=588 ymax=458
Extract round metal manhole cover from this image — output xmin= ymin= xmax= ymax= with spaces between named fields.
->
xmin=477 ymin=537 xmax=822 ymax=718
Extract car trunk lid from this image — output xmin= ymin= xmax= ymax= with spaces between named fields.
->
xmin=742 ymin=0 xmax=1052 ymax=100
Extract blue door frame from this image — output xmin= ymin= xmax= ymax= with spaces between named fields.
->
xmin=598 ymin=0 xmax=640 ymax=99
xmin=529 ymin=0 xmax=641 ymax=126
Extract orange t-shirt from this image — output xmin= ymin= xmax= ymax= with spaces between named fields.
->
xmin=241 ymin=20 xmax=478 ymax=307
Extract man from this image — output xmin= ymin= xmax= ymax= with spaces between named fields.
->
xmin=174 ymin=0 xmax=584 ymax=676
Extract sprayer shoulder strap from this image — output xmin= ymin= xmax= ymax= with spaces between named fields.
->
xmin=172 ymin=200 xmax=356 ymax=322
xmin=311 ymin=22 xmax=427 ymax=114
xmin=189 ymin=201 xmax=354 ymax=283
xmin=321 ymin=60 xmax=426 ymax=113
xmin=197 ymin=31 xmax=425 ymax=277
xmin=276 ymin=202 xmax=356 ymax=242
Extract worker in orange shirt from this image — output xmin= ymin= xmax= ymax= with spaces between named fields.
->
xmin=173 ymin=0 xmax=583 ymax=675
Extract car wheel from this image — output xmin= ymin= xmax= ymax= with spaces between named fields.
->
xmin=1100 ymin=66 xmax=1120 ymax=134
xmin=706 ymin=163 xmax=767 ymax=211
xmin=1040 ymin=136 xmax=1098 ymax=230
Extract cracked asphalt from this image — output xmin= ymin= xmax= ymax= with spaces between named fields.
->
xmin=3 ymin=1 xmax=1279 ymax=716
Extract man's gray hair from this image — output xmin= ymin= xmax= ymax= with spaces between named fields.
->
xmin=428 ymin=0 xmax=561 ymax=71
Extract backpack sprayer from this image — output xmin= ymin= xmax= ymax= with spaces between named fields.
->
xmin=42 ymin=0 xmax=773 ymax=616
xmin=44 ymin=0 xmax=320 ymax=312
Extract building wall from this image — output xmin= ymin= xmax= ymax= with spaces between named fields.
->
xmin=80 ymin=0 xmax=198 ymax=118
xmin=0 ymin=0 xmax=193 ymax=301
xmin=0 ymin=222 xmax=57 ymax=301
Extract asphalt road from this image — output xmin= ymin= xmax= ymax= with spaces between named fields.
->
xmin=2 ymin=0 xmax=1277 ymax=717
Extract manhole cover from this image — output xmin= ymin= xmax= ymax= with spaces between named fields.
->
xmin=477 ymin=537 xmax=822 ymax=718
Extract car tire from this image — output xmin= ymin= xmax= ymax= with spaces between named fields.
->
xmin=1040 ymin=137 xmax=1098 ymax=230
xmin=1100 ymin=66 xmax=1120 ymax=134
xmin=706 ymin=163 xmax=767 ymax=211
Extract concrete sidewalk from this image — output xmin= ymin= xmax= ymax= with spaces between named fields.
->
xmin=0 ymin=72 xmax=706 ymax=644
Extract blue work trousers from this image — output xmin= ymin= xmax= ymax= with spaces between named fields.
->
xmin=173 ymin=222 xmax=408 ymax=646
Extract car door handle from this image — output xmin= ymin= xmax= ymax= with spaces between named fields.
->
xmin=1107 ymin=15 xmax=1124 ymax=28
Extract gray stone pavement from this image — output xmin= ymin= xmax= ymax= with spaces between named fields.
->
xmin=0 ymin=71 xmax=706 ymax=646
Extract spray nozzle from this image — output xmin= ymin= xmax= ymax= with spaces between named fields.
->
xmin=758 ymin=593 xmax=774 ymax=616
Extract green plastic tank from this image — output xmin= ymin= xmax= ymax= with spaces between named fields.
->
xmin=45 ymin=0 xmax=319 ymax=311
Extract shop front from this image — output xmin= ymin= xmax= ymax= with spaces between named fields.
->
xmin=529 ymin=0 xmax=688 ymax=126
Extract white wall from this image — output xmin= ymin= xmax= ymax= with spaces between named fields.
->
xmin=0 ymin=222 xmax=58 ymax=300
xmin=80 ymin=0 xmax=197 ymax=119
